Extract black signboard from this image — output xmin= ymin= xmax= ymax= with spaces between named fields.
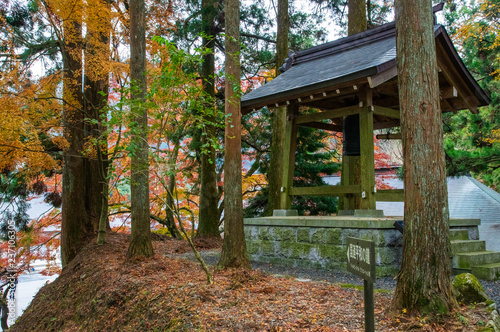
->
xmin=346 ymin=237 xmax=376 ymax=332
xmin=346 ymin=237 xmax=376 ymax=283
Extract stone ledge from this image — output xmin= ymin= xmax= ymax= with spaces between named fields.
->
xmin=244 ymin=217 xmax=401 ymax=229
xmin=244 ymin=217 xmax=481 ymax=229
xmin=450 ymin=218 xmax=481 ymax=227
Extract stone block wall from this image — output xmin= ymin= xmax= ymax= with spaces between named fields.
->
xmin=244 ymin=217 xmax=480 ymax=277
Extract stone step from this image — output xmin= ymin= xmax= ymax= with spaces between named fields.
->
xmin=449 ymin=229 xmax=470 ymax=241
xmin=471 ymin=263 xmax=500 ymax=281
xmin=454 ymin=251 xmax=500 ymax=270
xmin=451 ymin=240 xmax=486 ymax=254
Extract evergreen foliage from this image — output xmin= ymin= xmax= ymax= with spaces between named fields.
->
xmin=244 ymin=108 xmax=340 ymax=217
xmin=443 ymin=1 xmax=500 ymax=190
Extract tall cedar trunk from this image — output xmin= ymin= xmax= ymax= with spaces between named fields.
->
xmin=126 ymin=0 xmax=154 ymax=259
xmin=390 ymin=0 xmax=456 ymax=314
xmin=266 ymin=0 xmax=289 ymax=215
xmin=348 ymin=0 xmax=367 ymax=35
xmin=218 ymin=0 xmax=250 ymax=269
xmin=197 ymin=0 xmax=221 ymax=238
xmin=84 ymin=0 xmax=111 ymax=239
xmin=61 ymin=0 xmax=88 ymax=267
xmin=340 ymin=0 xmax=366 ymax=210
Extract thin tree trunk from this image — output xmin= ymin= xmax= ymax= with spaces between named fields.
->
xmin=176 ymin=207 xmax=213 ymax=284
xmin=61 ymin=0 xmax=87 ymax=267
xmin=96 ymin=159 xmax=108 ymax=245
xmin=390 ymin=0 xmax=456 ymax=315
xmin=267 ymin=0 xmax=289 ymax=215
xmin=197 ymin=0 xmax=221 ymax=238
xmin=126 ymin=0 xmax=153 ymax=260
xmin=166 ymin=172 xmax=183 ymax=239
xmin=218 ymin=0 xmax=250 ymax=269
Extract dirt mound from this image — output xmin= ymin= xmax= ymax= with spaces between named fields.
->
xmin=12 ymin=233 xmax=209 ymax=331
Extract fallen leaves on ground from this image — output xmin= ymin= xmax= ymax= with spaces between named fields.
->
xmin=11 ymin=233 xmax=492 ymax=331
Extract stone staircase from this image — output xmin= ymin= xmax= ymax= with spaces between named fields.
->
xmin=451 ymin=229 xmax=500 ymax=280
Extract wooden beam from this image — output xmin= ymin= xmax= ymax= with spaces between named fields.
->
xmin=375 ymin=133 xmax=402 ymax=140
xmin=373 ymin=120 xmax=400 ymax=130
xmin=290 ymin=185 xmax=362 ymax=197
xmin=280 ymin=104 xmax=299 ymax=209
xmin=367 ymin=66 xmax=398 ymax=88
xmin=375 ymin=189 xmax=404 ymax=202
xmin=439 ymin=97 xmax=457 ymax=113
xmin=436 ymin=43 xmax=479 ymax=113
xmin=441 ymin=86 xmax=458 ymax=99
xmin=299 ymin=121 xmax=343 ymax=132
xmin=373 ymin=105 xmax=400 ymax=119
xmin=295 ymin=105 xmax=361 ymax=124
xmin=241 ymin=79 xmax=369 ymax=114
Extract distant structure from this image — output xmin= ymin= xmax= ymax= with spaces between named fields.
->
xmin=378 ymin=176 xmax=500 ymax=252
xmin=324 ymin=174 xmax=500 ymax=252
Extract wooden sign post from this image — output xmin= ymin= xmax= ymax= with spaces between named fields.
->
xmin=346 ymin=237 xmax=375 ymax=332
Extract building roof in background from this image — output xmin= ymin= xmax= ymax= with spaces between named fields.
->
xmin=375 ymin=176 xmax=500 ymax=251
xmin=325 ymin=174 xmax=500 ymax=250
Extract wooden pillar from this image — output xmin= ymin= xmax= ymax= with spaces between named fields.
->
xmin=280 ymin=104 xmax=299 ymax=209
xmin=359 ymin=88 xmax=376 ymax=209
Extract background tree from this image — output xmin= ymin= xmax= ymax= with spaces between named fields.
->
xmin=266 ymin=0 xmax=289 ymax=215
xmin=126 ymin=0 xmax=153 ymax=259
xmin=218 ymin=0 xmax=250 ymax=269
xmin=197 ymin=0 xmax=221 ymax=238
xmin=390 ymin=0 xmax=456 ymax=314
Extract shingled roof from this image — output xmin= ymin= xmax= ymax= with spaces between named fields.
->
xmin=241 ymin=22 xmax=490 ymax=114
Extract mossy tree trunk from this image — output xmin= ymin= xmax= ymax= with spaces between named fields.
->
xmin=61 ymin=0 xmax=88 ymax=267
xmin=266 ymin=0 xmax=289 ymax=216
xmin=390 ymin=0 xmax=457 ymax=315
xmin=126 ymin=0 xmax=153 ymax=260
xmin=218 ymin=0 xmax=250 ymax=269
xmin=197 ymin=0 xmax=221 ymax=238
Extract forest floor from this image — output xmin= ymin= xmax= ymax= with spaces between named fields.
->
xmin=11 ymin=232 xmax=494 ymax=331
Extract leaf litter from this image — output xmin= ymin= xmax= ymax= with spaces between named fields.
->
xmin=11 ymin=233 xmax=492 ymax=331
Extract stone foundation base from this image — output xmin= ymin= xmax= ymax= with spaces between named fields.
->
xmin=244 ymin=216 xmax=480 ymax=277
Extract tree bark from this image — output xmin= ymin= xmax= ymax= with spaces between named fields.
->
xmin=390 ymin=0 xmax=456 ymax=315
xmin=197 ymin=0 xmax=221 ymax=238
xmin=61 ymin=0 xmax=88 ymax=267
xmin=267 ymin=0 xmax=289 ymax=215
xmin=218 ymin=0 xmax=250 ymax=269
xmin=84 ymin=0 xmax=111 ymax=239
xmin=348 ymin=0 xmax=367 ymax=35
xmin=126 ymin=0 xmax=154 ymax=260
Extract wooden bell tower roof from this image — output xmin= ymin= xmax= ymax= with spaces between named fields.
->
xmin=241 ymin=22 xmax=490 ymax=118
